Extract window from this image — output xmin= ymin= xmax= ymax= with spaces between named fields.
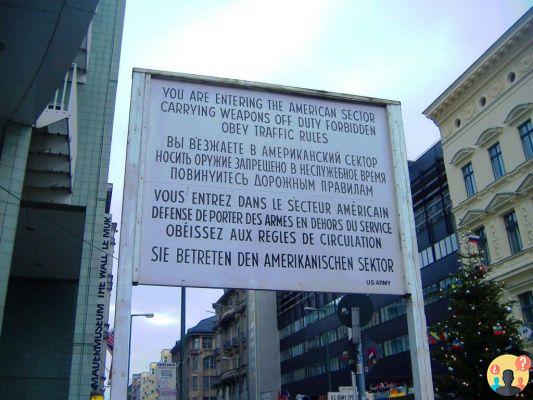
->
xmin=202 ymin=337 xmax=213 ymax=349
xmin=382 ymin=335 xmax=410 ymax=357
xmin=426 ymin=197 xmax=443 ymax=223
xmin=443 ymin=190 xmax=452 ymax=211
xmin=362 ymin=310 xmax=381 ymax=331
xmin=192 ymin=355 xmax=199 ymax=370
xmin=434 ymin=234 xmax=459 ymax=261
xmin=203 ymin=356 xmax=215 ymax=370
xmin=291 ymin=343 xmax=305 ymax=358
xmin=419 ymin=247 xmax=434 ymax=267
xmin=380 ymin=299 xmax=406 ymax=322
xmin=192 ymin=376 xmax=198 ymax=391
xmin=518 ymin=119 xmax=532 ymax=160
xmin=423 ymin=283 xmax=439 ymax=305
xmin=414 ymin=208 xmax=426 ymax=233
xmin=306 ymin=336 xmax=321 ymax=351
xmin=203 ymin=376 xmax=212 ymax=390
xmin=504 ymin=211 xmax=522 ymax=255
xmin=193 ymin=338 xmax=200 ymax=349
xmin=488 ymin=142 xmax=505 ymax=180
xmin=518 ymin=292 xmax=533 ymax=329
xmin=329 ymin=357 xmax=340 ymax=372
xmin=462 ymin=162 xmax=476 ymax=197
xmin=475 ymin=227 xmax=490 ymax=265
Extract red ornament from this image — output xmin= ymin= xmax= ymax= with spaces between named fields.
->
xmin=493 ymin=324 xmax=504 ymax=335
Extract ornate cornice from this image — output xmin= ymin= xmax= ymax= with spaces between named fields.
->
xmin=423 ymin=10 xmax=533 ymax=124
xmin=475 ymin=127 xmax=503 ymax=147
xmin=503 ymin=103 xmax=533 ymax=125
xmin=449 ymin=147 xmax=474 ymax=166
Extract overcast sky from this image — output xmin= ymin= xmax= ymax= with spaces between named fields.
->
xmin=106 ymin=0 xmax=532 ymax=382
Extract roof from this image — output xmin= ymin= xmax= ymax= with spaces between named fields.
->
xmin=423 ymin=8 xmax=533 ymax=122
xmin=187 ymin=315 xmax=218 ymax=335
xmin=214 ymin=288 xmax=237 ymax=306
xmin=170 ymin=340 xmax=180 ymax=355
xmin=408 ymin=140 xmax=443 ymax=181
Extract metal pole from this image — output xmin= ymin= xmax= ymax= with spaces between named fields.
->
xmin=351 ymin=307 xmax=365 ymax=400
xmin=127 ymin=315 xmax=132 ymax=387
xmin=180 ymin=287 xmax=186 ymax=400
xmin=351 ymin=372 xmax=358 ymax=399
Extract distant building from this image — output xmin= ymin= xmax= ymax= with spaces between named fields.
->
xmin=0 ymin=1 xmax=126 ymax=398
xmin=128 ymin=373 xmax=142 ymax=400
xmin=277 ymin=141 xmax=459 ymax=398
xmin=155 ymin=351 xmax=177 ymax=400
xmin=140 ymin=371 xmax=152 ymax=400
xmin=213 ymin=289 xmax=281 ymax=400
xmin=423 ymin=8 xmax=533 ymax=346
xmin=171 ymin=316 xmax=218 ymax=400
xmin=136 ymin=350 xmax=177 ymax=400
xmin=213 ymin=290 xmax=247 ymax=399
xmin=160 ymin=349 xmax=173 ymax=363
xmin=171 ymin=339 xmax=183 ymax=396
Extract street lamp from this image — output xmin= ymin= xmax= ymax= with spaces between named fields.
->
xmin=128 ymin=313 xmax=155 ymax=385
xmin=304 ymin=307 xmax=332 ymax=392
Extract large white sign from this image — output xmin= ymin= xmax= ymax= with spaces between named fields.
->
xmin=129 ymin=74 xmax=407 ymax=294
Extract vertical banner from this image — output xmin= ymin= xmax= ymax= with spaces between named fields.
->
xmin=91 ymin=214 xmax=114 ymax=392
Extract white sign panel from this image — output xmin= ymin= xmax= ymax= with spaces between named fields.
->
xmin=328 ymin=393 xmax=355 ymax=400
xmin=129 ymin=73 xmax=407 ymax=294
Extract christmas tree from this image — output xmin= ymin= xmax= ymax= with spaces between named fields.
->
xmin=431 ymin=237 xmax=531 ymax=399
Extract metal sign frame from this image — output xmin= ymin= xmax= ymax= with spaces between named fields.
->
xmin=111 ymin=69 xmax=434 ymax=399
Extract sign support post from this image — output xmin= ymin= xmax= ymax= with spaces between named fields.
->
xmin=180 ymin=287 xmax=186 ymax=400
xmin=110 ymin=72 xmax=147 ymax=400
xmin=351 ymin=307 xmax=366 ymax=400
xmin=387 ymin=104 xmax=435 ymax=399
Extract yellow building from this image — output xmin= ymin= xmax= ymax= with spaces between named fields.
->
xmin=140 ymin=371 xmax=151 ymax=400
xmin=424 ymin=10 xmax=532 ymax=338
xmin=160 ymin=349 xmax=172 ymax=363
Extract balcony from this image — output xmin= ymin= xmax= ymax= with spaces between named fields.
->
xmin=223 ymin=340 xmax=232 ymax=352
xmin=219 ymin=366 xmax=245 ymax=383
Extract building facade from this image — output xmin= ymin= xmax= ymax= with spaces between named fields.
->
xmin=141 ymin=368 xmax=156 ymax=400
xmin=128 ymin=373 xmax=142 ymax=400
xmin=135 ymin=350 xmax=177 ymax=400
xmin=171 ymin=316 xmax=218 ymax=400
xmin=278 ymin=141 xmax=458 ymax=398
xmin=213 ymin=289 xmax=281 ymax=400
xmin=213 ymin=290 xmax=248 ymax=399
xmin=423 ymin=9 xmax=533 ymax=342
xmin=0 ymin=1 xmax=126 ymax=398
